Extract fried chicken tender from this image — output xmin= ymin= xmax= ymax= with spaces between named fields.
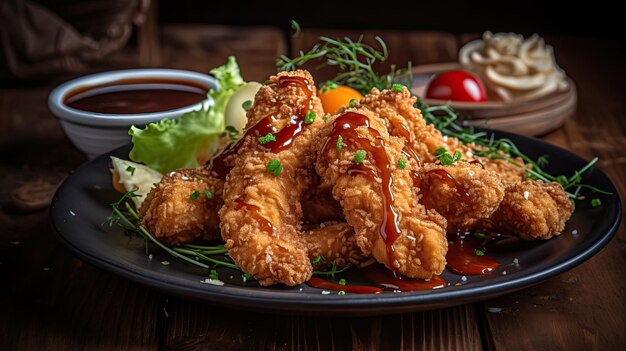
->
xmin=357 ymin=87 xmax=505 ymax=229
xmin=219 ymin=70 xmax=325 ymax=286
xmin=473 ymin=180 xmax=574 ymax=240
xmin=139 ymin=168 xmax=222 ymax=245
xmin=302 ymin=222 xmax=370 ymax=268
xmin=315 ymin=107 xmax=448 ymax=279
xmin=415 ymin=163 xmax=505 ymax=231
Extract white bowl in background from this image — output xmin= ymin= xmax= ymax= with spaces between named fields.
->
xmin=48 ymin=69 xmax=218 ymax=159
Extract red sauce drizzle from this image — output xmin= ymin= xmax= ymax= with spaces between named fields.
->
xmin=320 ymin=112 xmax=401 ymax=264
xmin=233 ymin=196 xmax=273 ymax=233
xmin=307 ymin=277 xmax=383 ymax=294
xmin=469 ymin=159 xmax=485 ymax=169
xmin=207 ymin=75 xmax=314 ymax=180
xmin=445 ymin=233 xmax=500 ymax=275
xmin=362 ymin=265 xmax=446 ymax=291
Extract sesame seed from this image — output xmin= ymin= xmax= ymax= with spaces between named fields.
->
xmin=523 ymin=191 xmax=529 ymax=200
xmin=502 ymin=270 xmax=507 ymax=275
xmin=202 ymin=278 xmax=224 ymax=286
xmin=43 ymin=267 xmax=50 ymax=271
xmin=443 ymin=136 xmax=449 ymax=141
xmin=513 ymin=258 xmax=519 ymax=265
xmin=148 ymin=254 xmax=153 ymax=260
xmin=10 ymin=241 xmax=20 ymax=245
xmin=265 ymin=253 xmax=272 ymax=263
xmin=461 ymin=276 xmax=467 ymax=282
xmin=299 ymin=288 xmax=303 ymax=291
xmin=169 ymin=172 xmax=176 ymax=176
xmin=468 ymin=170 xmax=475 ymax=177
xmin=571 ymin=229 xmax=578 ymax=236
xmin=161 ymin=261 xmax=170 ymax=266
xmin=181 ymin=176 xmax=189 ymax=180
xmin=321 ymin=290 xmax=331 ymax=295
xmin=466 ymin=150 xmax=473 ymax=158
xmin=488 ymin=307 xmax=502 ymax=313
xmin=407 ymin=235 xmax=416 ymax=241
xmin=70 ymin=210 xmax=76 ymax=216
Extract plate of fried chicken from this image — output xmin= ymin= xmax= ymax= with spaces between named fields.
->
xmin=50 ymin=70 xmax=621 ymax=315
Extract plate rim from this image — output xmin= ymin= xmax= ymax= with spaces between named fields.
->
xmin=49 ymin=130 xmax=622 ymax=315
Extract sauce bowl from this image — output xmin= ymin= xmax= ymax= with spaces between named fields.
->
xmin=49 ymin=69 xmax=218 ymax=159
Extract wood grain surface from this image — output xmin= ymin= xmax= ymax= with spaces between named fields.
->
xmin=0 ymin=25 xmax=624 ymax=351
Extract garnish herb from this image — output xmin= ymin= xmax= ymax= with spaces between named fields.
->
xmin=209 ymin=269 xmax=219 ymax=280
xmin=193 ymin=174 xmax=202 ymax=180
xmin=189 ymin=190 xmax=200 ymax=200
xmin=473 ymin=232 xmax=486 ymax=240
xmin=591 ymin=198 xmax=601 ymax=207
xmin=258 ymin=132 xmax=276 ymax=144
xmin=126 ymin=166 xmax=135 ymax=176
xmin=392 ymin=83 xmax=404 ymax=92
xmin=323 ymin=114 xmax=329 ymax=123
xmin=242 ymin=273 xmax=253 ymax=283
xmin=339 ymin=278 xmax=346 ymax=286
xmin=475 ymin=249 xmax=485 ymax=256
xmin=277 ymin=32 xmax=412 ymax=95
xmin=416 ymin=99 xmax=612 ymax=200
xmin=266 ymin=159 xmax=283 ymax=176
xmin=204 ymin=189 xmax=213 ymax=199
xmin=435 ymin=148 xmax=461 ymax=165
xmin=321 ymin=81 xmax=339 ymax=93
xmin=290 ymin=19 xmax=301 ymax=38
xmin=305 ymin=111 xmax=316 ymax=124
xmin=313 ymin=261 xmax=350 ymax=278
xmin=349 ymin=99 xmax=357 ymax=108
xmin=336 ymin=135 xmax=343 ymax=152
xmin=398 ymin=158 xmax=407 ymax=169
xmin=354 ymin=150 xmax=366 ymax=164
xmin=224 ymin=126 xmax=239 ymax=141
xmin=106 ymin=190 xmax=238 ymax=270
xmin=242 ymin=100 xmax=252 ymax=111
xmin=338 ymin=291 xmax=346 ymax=295
xmin=312 ymin=255 xmax=323 ymax=265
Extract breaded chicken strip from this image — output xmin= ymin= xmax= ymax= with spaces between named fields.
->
xmin=219 ymin=70 xmax=325 ymax=286
xmin=415 ymin=163 xmax=505 ymax=231
xmin=473 ymin=180 xmax=574 ymax=240
xmin=357 ymin=87 xmax=505 ymax=229
xmin=315 ymin=108 xmax=448 ymax=279
xmin=359 ymin=87 xmax=526 ymax=185
xmin=140 ymin=167 xmax=222 ymax=245
xmin=302 ymin=222 xmax=370 ymax=268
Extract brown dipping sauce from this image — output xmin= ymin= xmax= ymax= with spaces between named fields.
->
xmin=65 ymin=78 xmax=208 ymax=114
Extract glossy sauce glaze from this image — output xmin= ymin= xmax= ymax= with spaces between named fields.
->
xmin=320 ymin=112 xmax=401 ymax=264
xmin=65 ymin=78 xmax=208 ymax=114
xmin=445 ymin=232 xmax=500 ymax=275
xmin=233 ymin=196 xmax=274 ymax=233
xmin=207 ymin=75 xmax=314 ymax=180
xmin=306 ymin=264 xmax=445 ymax=294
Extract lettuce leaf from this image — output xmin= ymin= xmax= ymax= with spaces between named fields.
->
xmin=128 ymin=57 xmax=245 ymax=173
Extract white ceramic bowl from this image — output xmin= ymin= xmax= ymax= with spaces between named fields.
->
xmin=49 ymin=69 xmax=218 ymax=159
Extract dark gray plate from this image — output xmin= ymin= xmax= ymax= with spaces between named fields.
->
xmin=50 ymin=131 xmax=621 ymax=315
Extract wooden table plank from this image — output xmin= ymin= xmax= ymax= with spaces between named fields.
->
xmin=481 ymin=37 xmax=626 ymax=350
xmin=161 ymin=297 xmax=482 ymax=350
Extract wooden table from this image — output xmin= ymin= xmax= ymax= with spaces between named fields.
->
xmin=1 ymin=26 xmax=624 ymax=350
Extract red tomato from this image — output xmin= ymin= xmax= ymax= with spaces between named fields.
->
xmin=425 ymin=70 xmax=488 ymax=102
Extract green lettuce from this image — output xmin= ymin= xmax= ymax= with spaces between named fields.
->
xmin=128 ymin=56 xmax=245 ymax=173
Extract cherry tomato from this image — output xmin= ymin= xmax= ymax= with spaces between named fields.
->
xmin=425 ymin=70 xmax=487 ymax=102
xmin=318 ymin=84 xmax=363 ymax=114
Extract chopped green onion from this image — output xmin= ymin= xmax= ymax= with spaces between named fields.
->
xmin=189 ymin=190 xmax=200 ymax=200
xmin=305 ymin=111 xmax=316 ymax=124
xmin=258 ymin=132 xmax=276 ymax=144
xmin=242 ymin=273 xmax=253 ymax=283
xmin=323 ymin=114 xmax=329 ymax=123
xmin=591 ymin=198 xmax=601 ymax=207
xmin=193 ymin=174 xmax=202 ymax=180
xmin=209 ymin=269 xmax=219 ymax=280
xmin=126 ymin=166 xmax=135 ymax=176
xmin=475 ymin=249 xmax=485 ymax=256
xmin=349 ymin=99 xmax=357 ymax=107
xmin=354 ymin=150 xmax=366 ymax=164
xmin=321 ymin=81 xmax=339 ymax=93
xmin=338 ymin=291 xmax=346 ymax=295
xmin=204 ymin=190 xmax=213 ymax=199
xmin=266 ymin=159 xmax=283 ymax=176
xmin=473 ymin=232 xmax=486 ymax=240
xmin=242 ymin=100 xmax=252 ymax=111
xmin=392 ymin=83 xmax=404 ymax=92
xmin=398 ymin=158 xmax=407 ymax=169
xmin=336 ymin=135 xmax=343 ymax=152
xmin=339 ymin=278 xmax=346 ymax=285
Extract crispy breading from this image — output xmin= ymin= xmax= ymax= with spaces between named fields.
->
xmin=315 ymin=107 xmax=448 ymax=279
xmin=416 ymin=163 xmax=505 ymax=231
xmin=219 ymin=70 xmax=325 ymax=286
xmin=473 ymin=180 xmax=574 ymax=240
xmin=139 ymin=167 xmax=222 ymax=245
xmin=302 ymin=222 xmax=371 ymax=268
